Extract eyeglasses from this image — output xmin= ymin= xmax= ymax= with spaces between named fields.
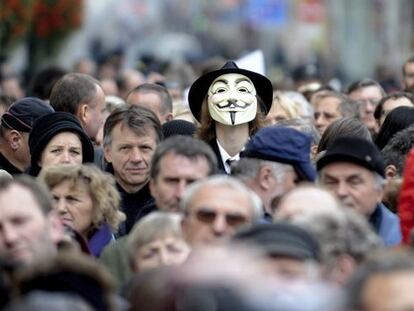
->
xmin=192 ymin=208 xmax=248 ymax=227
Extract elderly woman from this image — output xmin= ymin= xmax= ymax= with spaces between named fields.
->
xmin=28 ymin=112 xmax=94 ymax=176
xmin=39 ymin=164 xmax=125 ymax=257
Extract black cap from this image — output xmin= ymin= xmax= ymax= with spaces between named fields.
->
xmin=29 ymin=112 xmax=94 ymax=176
xmin=316 ymin=136 xmax=385 ymax=177
xmin=188 ymin=61 xmax=273 ymax=122
xmin=162 ymin=119 xmax=196 ymax=138
xmin=1 ymin=97 xmax=54 ymax=132
xmin=234 ymin=222 xmax=321 ymax=262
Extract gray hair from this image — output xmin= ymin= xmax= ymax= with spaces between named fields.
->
xmin=231 ymin=158 xmax=293 ymax=184
xmin=180 ymin=175 xmax=263 ymax=222
xmin=292 ymin=208 xmax=382 ymax=272
xmin=127 ymin=212 xmax=184 ymax=267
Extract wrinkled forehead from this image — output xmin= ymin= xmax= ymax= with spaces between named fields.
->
xmin=210 ymin=73 xmax=254 ymax=87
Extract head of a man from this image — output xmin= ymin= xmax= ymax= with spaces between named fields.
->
xmin=104 ymin=105 xmax=163 ymax=193
xmin=0 ymin=97 xmax=54 ymax=172
xmin=313 ymin=91 xmax=355 ymax=135
xmin=289 ymin=205 xmax=382 ymax=285
xmin=181 ymin=175 xmax=262 ymax=246
xmin=150 ymin=136 xmax=217 ymax=212
xmin=0 ymin=175 xmax=61 ymax=268
xmin=381 ymin=125 xmax=414 ymax=178
xmin=374 ymin=92 xmax=414 ymax=127
xmin=347 ymin=79 xmax=385 ymax=134
xmin=126 ymin=83 xmax=173 ymax=124
xmin=317 ymin=136 xmax=385 ymax=217
xmin=50 ymin=73 xmax=106 ymax=141
xmin=402 ymin=55 xmax=414 ymax=92
xmin=274 ymin=185 xmax=341 ymax=221
xmin=233 ymin=126 xmax=315 ymax=214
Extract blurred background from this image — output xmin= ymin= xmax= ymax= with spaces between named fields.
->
xmin=1 ymin=0 xmax=413 ymax=91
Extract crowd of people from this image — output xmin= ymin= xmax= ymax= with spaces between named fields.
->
xmin=1 ymin=53 xmax=414 ymax=310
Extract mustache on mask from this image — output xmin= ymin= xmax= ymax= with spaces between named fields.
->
xmin=216 ymin=99 xmax=251 ymax=109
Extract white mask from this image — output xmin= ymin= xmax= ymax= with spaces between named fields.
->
xmin=207 ymin=73 xmax=257 ymax=126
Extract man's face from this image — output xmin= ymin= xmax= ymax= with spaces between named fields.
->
xmin=314 ymin=96 xmax=342 ymax=135
xmin=150 ymin=153 xmax=211 ymax=212
xmin=319 ymin=162 xmax=383 ymax=216
xmin=83 ymin=85 xmax=106 ymax=140
xmin=403 ymin=62 xmax=414 ymax=92
xmin=0 ymin=184 xmax=56 ymax=267
xmin=127 ymin=92 xmax=171 ymax=124
xmin=362 ymin=271 xmax=414 ymax=311
xmin=104 ymin=123 xmax=158 ymax=193
xmin=182 ymin=184 xmax=254 ymax=245
xmin=207 ymin=73 xmax=257 ymax=126
xmin=380 ymin=97 xmax=413 ymax=125
xmin=349 ymin=86 xmax=383 ymax=133
xmin=132 ymin=236 xmax=190 ymax=272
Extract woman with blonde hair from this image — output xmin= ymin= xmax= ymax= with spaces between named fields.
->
xmin=265 ymin=92 xmax=300 ymax=126
xmin=39 ymin=164 xmax=125 ymax=257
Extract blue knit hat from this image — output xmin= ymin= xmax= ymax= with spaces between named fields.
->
xmin=240 ymin=126 xmax=316 ymax=181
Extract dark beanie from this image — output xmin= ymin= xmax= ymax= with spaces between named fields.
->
xmin=162 ymin=119 xmax=196 ymax=138
xmin=29 ymin=112 xmax=94 ymax=176
xmin=1 ymin=97 xmax=54 ymax=132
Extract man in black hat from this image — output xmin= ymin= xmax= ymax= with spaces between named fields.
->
xmin=188 ymin=61 xmax=273 ymax=174
xmin=0 ymin=97 xmax=54 ymax=174
xmin=317 ymin=136 xmax=401 ymax=246
xmin=232 ymin=126 xmax=316 ymax=219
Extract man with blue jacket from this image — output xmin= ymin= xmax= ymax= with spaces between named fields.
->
xmin=317 ymin=136 xmax=401 ymax=246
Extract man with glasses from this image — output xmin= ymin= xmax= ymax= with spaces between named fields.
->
xmin=181 ymin=175 xmax=262 ymax=246
xmin=347 ymin=78 xmax=385 ymax=135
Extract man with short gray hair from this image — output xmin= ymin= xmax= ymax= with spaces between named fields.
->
xmin=317 ymin=136 xmax=401 ymax=246
xmin=232 ymin=126 xmax=316 ymax=219
xmin=181 ymin=175 xmax=262 ymax=246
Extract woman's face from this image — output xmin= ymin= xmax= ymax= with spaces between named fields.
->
xmin=133 ymin=236 xmax=190 ymax=272
xmin=40 ymin=132 xmax=83 ymax=167
xmin=265 ymin=102 xmax=290 ymax=125
xmin=51 ymin=179 xmax=94 ymax=238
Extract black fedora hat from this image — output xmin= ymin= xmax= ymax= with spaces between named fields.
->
xmin=188 ymin=61 xmax=273 ymax=122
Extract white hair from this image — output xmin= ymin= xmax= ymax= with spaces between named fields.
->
xmin=180 ymin=175 xmax=263 ymax=222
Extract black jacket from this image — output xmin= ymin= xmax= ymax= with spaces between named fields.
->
xmin=0 ymin=152 xmax=22 ymax=175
